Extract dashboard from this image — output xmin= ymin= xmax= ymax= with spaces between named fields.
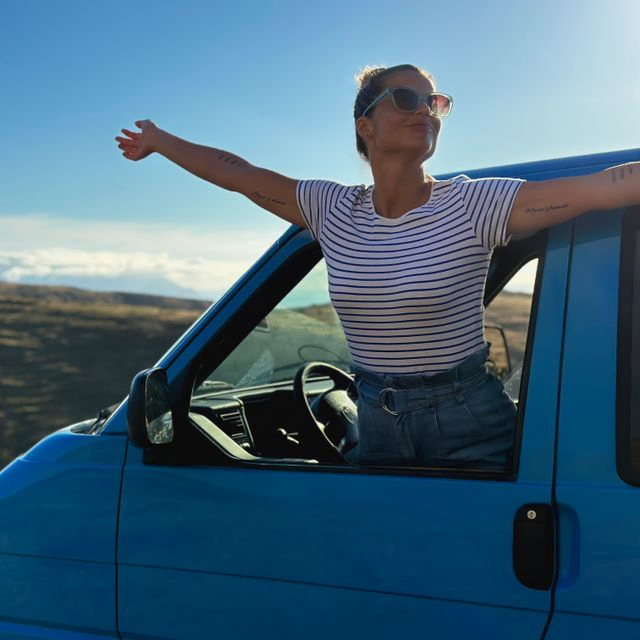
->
xmin=190 ymin=397 xmax=255 ymax=451
xmin=190 ymin=378 xmax=339 ymax=458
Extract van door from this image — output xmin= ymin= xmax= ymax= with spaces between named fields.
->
xmin=546 ymin=207 xmax=640 ymax=639
xmin=116 ymin=225 xmax=569 ymax=640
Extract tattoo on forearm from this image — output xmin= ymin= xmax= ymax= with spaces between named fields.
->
xmin=525 ymin=203 xmax=569 ymax=216
xmin=611 ymin=166 xmax=634 ymax=183
xmin=251 ymin=191 xmax=286 ymax=206
xmin=218 ymin=153 xmax=238 ymax=166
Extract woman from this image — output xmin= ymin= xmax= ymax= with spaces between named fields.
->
xmin=116 ymin=64 xmax=639 ymax=469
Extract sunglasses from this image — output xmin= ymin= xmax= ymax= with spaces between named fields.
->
xmin=361 ymin=87 xmax=453 ymax=119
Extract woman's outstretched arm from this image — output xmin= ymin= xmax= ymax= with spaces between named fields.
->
xmin=115 ymin=119 xmax=306 ymax=227
xmin=506 ymin=162 xmax=640 ymax=235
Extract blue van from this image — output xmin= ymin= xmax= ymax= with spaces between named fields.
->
xmin=1 ymin=148 xmax=639 ymax=640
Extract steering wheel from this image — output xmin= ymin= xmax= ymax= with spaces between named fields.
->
xmin=293 ymin=362 xmax=359 ymax=464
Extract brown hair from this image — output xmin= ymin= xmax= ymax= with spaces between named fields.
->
xmin=353 ymin=64 xmax=435 ymax=161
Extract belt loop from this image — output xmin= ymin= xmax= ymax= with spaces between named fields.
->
xmin=452 ymin=380 xmax=465 ymax=403
xmin=427 ymin=387 xmax=436 ymax=412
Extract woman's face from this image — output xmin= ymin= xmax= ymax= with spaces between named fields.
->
xmin=357 ymin=70 xmax=442 ymax=164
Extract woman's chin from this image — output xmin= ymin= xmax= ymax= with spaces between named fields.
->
xmin=419 ymin=142 xmax=437 ymax=163
xmin=410 ymin=132 xmax=438 ymax=160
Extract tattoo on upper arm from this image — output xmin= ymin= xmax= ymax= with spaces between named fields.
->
xmin=525 ymin=202 xmax=569 ymax=216
xmin=611 ymin=166 xmax=634 ymax=183
xmin=251 ymin=191 xmax=287 ymax=206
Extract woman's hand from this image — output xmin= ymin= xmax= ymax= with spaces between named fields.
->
xmin=114 ymin=122 xmax=306 ymax=227
xmin=115 ymin=119 xmax=160 ymax=161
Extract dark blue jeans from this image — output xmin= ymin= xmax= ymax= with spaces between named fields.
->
xmin=349 ymin=345 xmax=516 ymax=469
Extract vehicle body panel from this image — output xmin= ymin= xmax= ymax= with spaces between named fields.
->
xmin=116 ymin=220 xmax=573 ymax=639
xmin=549 ymin=206 xmax=640 ymax=637
xmin=0 ymin=430 xmax=126 ymax=637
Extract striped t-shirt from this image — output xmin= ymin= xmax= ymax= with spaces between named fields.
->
xmin=295 ymin=174 xmax=525 ymax=375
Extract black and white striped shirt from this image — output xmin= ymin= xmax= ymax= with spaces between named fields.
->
xmin=296 ymin=174 xmax=525 ymax=374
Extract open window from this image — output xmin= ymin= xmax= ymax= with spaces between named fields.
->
xmin=485 ymin=257 xmax=538 ymax=403
xmin=195 ymin=260 xmax=351 ymax=392
xmin=173 ymin=228 xmax=546 ymax=476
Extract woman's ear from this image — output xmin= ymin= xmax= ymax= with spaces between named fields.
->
xmin=355 ymin=116 xmax=373 ymax=143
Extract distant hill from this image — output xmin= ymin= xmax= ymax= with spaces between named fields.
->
xmin=0 ymin=282 xmax=210 ymax=310
xmin=0 ymin=282 xmax=532 ymax=467
xmin=0 ymin=283 xmax=210 ymax=466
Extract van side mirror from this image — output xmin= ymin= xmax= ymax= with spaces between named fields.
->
xmin=127 ymin=368 xmax=174 ymax=448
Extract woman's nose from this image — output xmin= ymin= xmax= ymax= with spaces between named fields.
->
xmin=415 ymin=100 xmax=431 ymax=116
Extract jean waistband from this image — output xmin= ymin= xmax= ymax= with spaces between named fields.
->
xmin=351 ymin=344 xmax=490 ymax=388
xmin=351 ymin=344 xmax=491 ymax=414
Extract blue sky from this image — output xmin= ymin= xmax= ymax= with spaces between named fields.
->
xmin=1 ymin=0 xmax=638 ymax=299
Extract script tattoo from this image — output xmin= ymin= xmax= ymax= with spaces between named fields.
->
xmin=611 ymin=165 xmax=634 ymax=183
xmin=218 ymin=153 xmax=238 ymax=166
xmin=251 ymin=191 xmax=286 ymax=206
xmin=525 ymin=203 xmax=569 ymax=216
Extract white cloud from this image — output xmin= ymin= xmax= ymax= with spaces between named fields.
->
xmin=0 ymin=213 xmax=536 ymax=300
xmin=0 ymin=214 xmax=281 ymax=298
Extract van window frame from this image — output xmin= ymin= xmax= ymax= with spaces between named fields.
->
xmin=146 ymin=229 xmax=547 ymax=480
xmin=616 ymin=206 xmax=640 ymax=486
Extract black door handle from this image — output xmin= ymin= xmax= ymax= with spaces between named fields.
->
xmin=513 ymin=503 xmax=555 ymax=590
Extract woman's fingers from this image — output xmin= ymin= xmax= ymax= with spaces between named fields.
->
xmin=115 ymin=134 xmax=140 ymax=160
xmin=116 ymin=140 xmax=138 ymax=154
xmin=116 ymin=120 xmax=154 ymax=161
xmin=121 ymin=128 xmax=140 ymax=139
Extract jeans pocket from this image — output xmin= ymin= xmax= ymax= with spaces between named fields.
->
xmin=355 ymin=397 xmax=408 ymax=464
xmin=431 ymin=376 xmax=516 ymax=463
xmin=464 ymin=375 xmax=517 ymax=433
xmin=434 ymin=399 xmax=482 ymax=438
xmin=409 ymin=399 xmax=480 ymax=463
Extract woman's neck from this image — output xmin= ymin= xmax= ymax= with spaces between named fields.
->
xmin=370 ymin=159 xmax=432 ymax=219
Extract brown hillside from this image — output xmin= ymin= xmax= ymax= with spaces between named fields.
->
xmin=0 ymin=284 xmax=531 ymax=467
xmin=0 ymin=284 xmax=208 ymax=466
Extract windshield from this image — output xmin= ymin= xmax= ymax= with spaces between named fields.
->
xmin=194 ymin=262 xmax=352 ymax=392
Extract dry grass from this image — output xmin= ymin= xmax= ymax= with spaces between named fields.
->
xmin=0 ymin=284 xmax=207 ymax=466
xmin=0 ymin=284 xmax=532 ymax=466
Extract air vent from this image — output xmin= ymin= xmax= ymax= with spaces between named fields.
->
xmin=217 ymin=409 xmax=246 ymax=439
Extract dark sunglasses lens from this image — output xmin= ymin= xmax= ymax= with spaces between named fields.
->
xmin=429 ymin=94 xmax=452 ymax=117
xmin=391 ymin=88 xmax=419 ymax=112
